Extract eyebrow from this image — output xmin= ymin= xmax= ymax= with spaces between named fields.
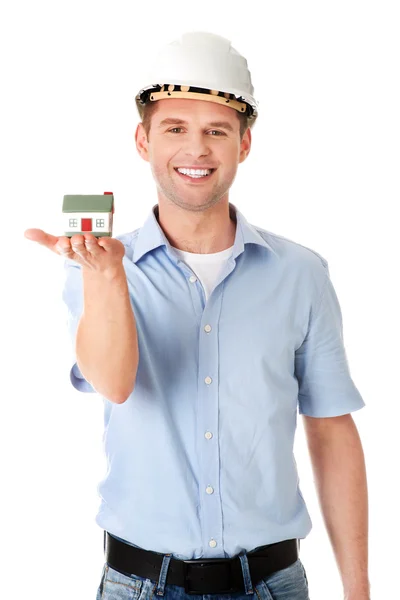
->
xmin=157 ymin=118 xmax=235 ymax=132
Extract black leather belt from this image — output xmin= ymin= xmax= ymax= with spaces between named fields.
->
xmin=104 ymin=531 xmax=300 ymax=595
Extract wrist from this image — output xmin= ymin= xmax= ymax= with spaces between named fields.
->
xmin=344 ymin=584 xmax=371 ymax=600
xmin=82 ymin=264 xmax=125 ymax=283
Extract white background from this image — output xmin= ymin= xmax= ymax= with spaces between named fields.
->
xmin=2 ymin=1 xmax=399 ymax=598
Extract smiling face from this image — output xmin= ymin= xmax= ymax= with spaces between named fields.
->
xmin=135 ymin=98 xmax=251 ymax=213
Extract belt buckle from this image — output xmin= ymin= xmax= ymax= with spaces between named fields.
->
xmin=183 ymin=558 xmax=234 ymax=595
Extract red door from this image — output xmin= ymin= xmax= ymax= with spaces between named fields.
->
xmin=81 ymin=218 xmax=92 ymax=232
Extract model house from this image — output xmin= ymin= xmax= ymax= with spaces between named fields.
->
xmin=62 ymin=192 xmax=114 ymax=237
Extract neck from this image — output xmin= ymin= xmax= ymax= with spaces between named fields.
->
xmin=154 ymin=201 xmax=237 ymax=254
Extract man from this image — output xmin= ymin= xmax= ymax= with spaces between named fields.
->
xmin=24 ymin=32 xmax=370 ymax=599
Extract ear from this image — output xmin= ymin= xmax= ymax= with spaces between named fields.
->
xmin=238 ymin=127 xmax=251 ymax=163
xmin=135 ymin=122 xmax=150 ymax=163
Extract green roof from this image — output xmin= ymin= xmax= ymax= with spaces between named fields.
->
xmin=62 ymin=194 xmax=114 ymax=212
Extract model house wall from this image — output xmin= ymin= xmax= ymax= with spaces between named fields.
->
xmin=63 ymin=211 xmax=112 ymax=234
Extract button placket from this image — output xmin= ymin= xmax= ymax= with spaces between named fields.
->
xmin=184 ymin=260 xmax=228 ymax=548
xmin=203 ymin=312 xmax=218 ymax=549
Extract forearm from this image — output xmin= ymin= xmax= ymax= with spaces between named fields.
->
xmin=306 ymin=417 xmax=370 ymax=598
xmin=76 ymin=265 xmax=139 ymax=403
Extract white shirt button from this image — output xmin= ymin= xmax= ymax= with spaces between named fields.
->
xmin=206 ymin=486 xmax=214 ymax=494
xmin=204 ymin=376 xmax=212 ymax=385
xmin=189 ymin=275 xmax=197 ymax=283
xmin=204 ymin=324 xmax=212 ymax=333
xmin=205 ymin=431 xmax=213 ymax=440
xmin=209 ymin=539 xmax=217 ymax=548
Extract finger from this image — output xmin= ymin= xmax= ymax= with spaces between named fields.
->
xmin=55 ymin=237 xmax=75 ymax=257
xmin=24 ymin=229 xmax=60 ymax=250
xmin=57 ymin=246 xmax=75 ymax=258
xmin=83 ymin=234 xmax=104 ymax=255
xmin=69 ymin=234 xmax=87 ymax=256
xmin=97 ymin=236 xmax=114 ymax=251
xmin=55 ymin=235 xmax=72 ymax=252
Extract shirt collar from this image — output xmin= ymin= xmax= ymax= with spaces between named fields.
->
xmin=132 ymin=202 xmax=279 ymax=263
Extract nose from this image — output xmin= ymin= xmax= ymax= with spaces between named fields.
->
xmin=182 ymin=131 xmax=211 ymax=159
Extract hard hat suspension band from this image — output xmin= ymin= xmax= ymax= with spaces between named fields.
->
xmin=137 ymin=84 xmax=254 ymax=118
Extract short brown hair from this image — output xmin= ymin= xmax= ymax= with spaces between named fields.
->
xmin=136 ymin=99 xmax=256 ymax=141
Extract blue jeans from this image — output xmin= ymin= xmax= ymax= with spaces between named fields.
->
xmin=96 ymin=553 xmax=310 ymax=599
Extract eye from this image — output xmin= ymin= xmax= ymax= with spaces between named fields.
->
xmin=167 ymin=128 xmax=225 ymax=135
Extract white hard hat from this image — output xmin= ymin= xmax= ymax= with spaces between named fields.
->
xmin=135 ymin=31 xmax=258 ymax=120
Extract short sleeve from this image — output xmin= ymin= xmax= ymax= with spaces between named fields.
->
xmin=295 ymin=263 xmax=365 ymax=417
xmin=62 ymin=259 xmax=96 ymax=393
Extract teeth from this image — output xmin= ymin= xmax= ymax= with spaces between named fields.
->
xmin=177 ymin=168 xmax=212 ymax=177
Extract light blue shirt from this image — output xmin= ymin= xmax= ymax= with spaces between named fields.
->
xmin=62 ymin=202 xmax=365 ymax=560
